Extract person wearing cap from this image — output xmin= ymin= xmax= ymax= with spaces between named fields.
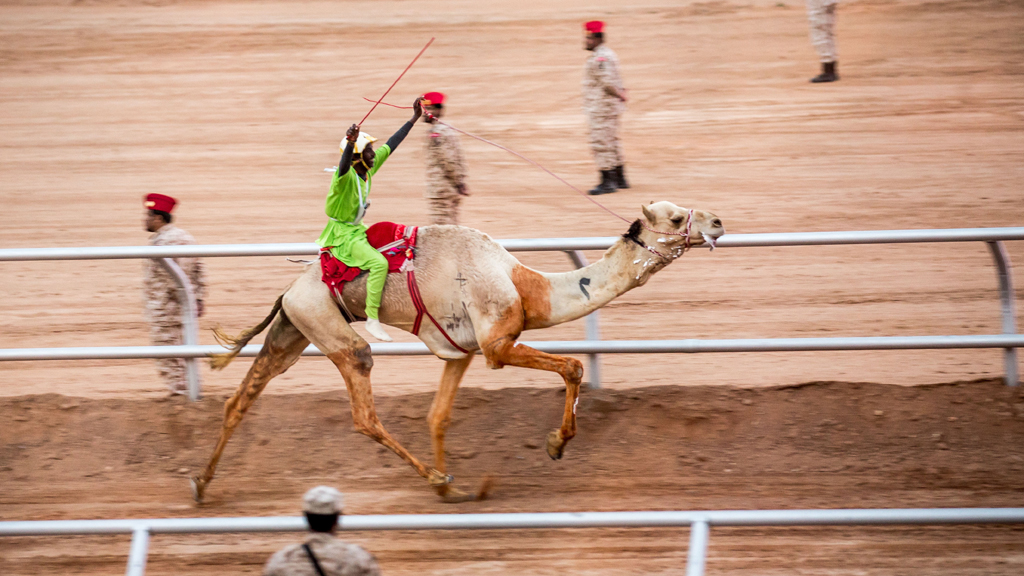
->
xmin=317 ymin=97 xmax=423 ymax=343
xmin=421 ymin=91 xmax=469 ymax=225
xmin=806 ymin=0 xmax=839 ymax=83
xmin=582 ymin=20 xmax=629 ymax=196
xmin=264 ymin=486 xmax=382 ymax=576
xmin=143 ymin=193 xmax=206 ymax=395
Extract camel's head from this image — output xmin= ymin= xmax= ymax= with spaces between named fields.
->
xmin=637 ymin=201 xmax=725 ymax=253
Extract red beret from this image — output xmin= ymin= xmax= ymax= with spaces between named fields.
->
xmin=584 ymin=20 xmax=604 ymax=34
xmin=422 ymin=91 xmax=445 ymax=106
xmin=144 ymin=193 xmax=176 ymax=213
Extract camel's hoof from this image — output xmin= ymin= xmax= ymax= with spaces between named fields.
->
xmin=476 ymin=475 xmax=496 ymax=501
xmin=190 ymin=476 xmax=207 ymax=503
xmin=439 ymin=485 xmax=476 ymax=503
xmin=435 ymin=476 xmax=496 ymax=503
xmin=546 ymin=430 xmax=565 ymax=460
xmin=427 ymin=469 xmax=455 ymax=488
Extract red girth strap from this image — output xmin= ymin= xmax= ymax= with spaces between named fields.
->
xmin=407 ymin=269 xmax=470 ymax=354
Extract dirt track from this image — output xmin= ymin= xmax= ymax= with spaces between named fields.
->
xmin=1 ymin=0 xmax=1024 ymax=573
xmin=3 ymin=380 xmax=1024 ymax=574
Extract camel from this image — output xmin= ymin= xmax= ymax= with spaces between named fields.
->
xmin=191 ymin=201 xmax=724 ymax=502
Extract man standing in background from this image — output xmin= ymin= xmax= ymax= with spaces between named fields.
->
xmin=806 ymin=0 xmax=839 ymax=82
xmin=264 ymin=486 xmax=382 ymax=576
xmin=422 ymin=91 xmax=469 ymax=225
xmin=582 ymin=20 xmax=629 ymax=196
xmin=143 ymin=193 xmax=205 ymax=395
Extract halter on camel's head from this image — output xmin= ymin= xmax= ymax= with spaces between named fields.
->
xmin=626 ymin=201 xmax=726 ymax=261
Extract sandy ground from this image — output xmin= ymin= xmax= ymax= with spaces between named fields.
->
xmin=1 ymin=0 xmax=1023 ymax=573
xmin=2 ymin=381 xmax=1024 ymax=574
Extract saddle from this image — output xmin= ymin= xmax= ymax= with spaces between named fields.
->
xmin=319 ymin=222 xmax=469 ymax=353
xmin=319 ymin=221 xmax=417 ymax=306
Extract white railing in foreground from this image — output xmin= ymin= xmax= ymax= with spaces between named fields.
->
xmin=1 ymin=228 xmax=1021 ymax=396
xmin=2 ymin=508 xmax=1022 ymax=576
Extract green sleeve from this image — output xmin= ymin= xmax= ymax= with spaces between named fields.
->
xmin=369 ymin=144 xmax=392 ymax=177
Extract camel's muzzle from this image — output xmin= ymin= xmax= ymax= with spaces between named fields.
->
xmin=702 ymin=232 xmax=719 ymax=250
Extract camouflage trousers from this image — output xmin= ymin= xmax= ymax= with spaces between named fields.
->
xmin=426 ymin=193 xmax=463 ymax=226
xmin=150 ymin=322 xmax=188 ymax=394
xmin=586 ymin=112 xmax=623 ymax=171
xmin=807 ymin=0 xmax=838 ymax=63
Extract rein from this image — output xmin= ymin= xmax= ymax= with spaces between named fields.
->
xmin=360 ymin=97 xmax=697 ymax=250
xmin=428 ymin=113 xmax=695 ymax=248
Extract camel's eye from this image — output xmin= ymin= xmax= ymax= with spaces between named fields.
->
xmin=670 ymin=216 xmax=684 ymax=226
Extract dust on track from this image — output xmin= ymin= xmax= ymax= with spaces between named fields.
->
xmin=2 ymin=380 xmax=1023 ymax=574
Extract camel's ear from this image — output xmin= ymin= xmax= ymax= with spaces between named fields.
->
xmin=641 ymin=204 xmax=656 ymax=223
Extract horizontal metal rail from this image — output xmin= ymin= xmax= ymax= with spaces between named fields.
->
xmin=1 ymin=227 xmax=1023 ymax=261
xmin=2 ymin=335 xmax=1023 ymax=362
xmin=1 ymin=227 xmax=1020 ymax=387
xmin=2 ymin=508 xmax=1022 ymax=576
xmin=4 ymin=507 xmax=1023 ymax=535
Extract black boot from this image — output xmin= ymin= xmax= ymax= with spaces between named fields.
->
xmin=810 ymin=61 xmax=838 ymax=83
xmin=587 ymin=170 xmax=618 ymax=195
xmin=613 ymin=165 xmax=630 ymax=189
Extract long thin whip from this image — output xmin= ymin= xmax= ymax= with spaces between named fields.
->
xmin=359 ymin=99 xmax=699 ymax=248
xmin=360 ymin=97 xmax=629 ymax=223
xmin=358 ymin=38 xmax=435 ymax=126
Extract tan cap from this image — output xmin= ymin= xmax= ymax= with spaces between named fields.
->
xmin=340 ymin=132 xmax=378 ymax=155
xmin=302 ymin=486 xmax=343 ymax=515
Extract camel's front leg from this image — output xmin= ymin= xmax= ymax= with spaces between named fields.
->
xmin=483 ymin=336 xmax=584 ymax=460
xmin=426 ymin=355 xmax=474 ymax=499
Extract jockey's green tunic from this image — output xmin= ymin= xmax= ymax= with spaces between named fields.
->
xmin=316 ymin=143 xmax=392 ymax=320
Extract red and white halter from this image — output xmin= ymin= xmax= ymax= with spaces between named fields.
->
xmin=636 ymin=209 xmax=695 ymax=261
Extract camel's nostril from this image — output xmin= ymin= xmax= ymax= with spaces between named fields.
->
xmin=712 ymin=219 xmax=722 ymax=227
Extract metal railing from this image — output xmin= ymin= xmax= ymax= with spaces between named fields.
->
xmin=1 ymin=227 xmax=1021 ymax=397
xmin=2 ymin=508 xmax=1022 ymax=576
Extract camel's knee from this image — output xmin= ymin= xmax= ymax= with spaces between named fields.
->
xmin=352 ymin=344 xmax=373 ymax=374
xmin=328 ymin=345 xmax=374 ymax=378
xmin=481 ymin=337 xmax=514 ymax=370
xmin=561 ymin=358 xmax=584 ymax=384
xmin=352 ymin=418 xmax=385 ymax=441
xmin=428 ymin=411 xmax=452 ymax=434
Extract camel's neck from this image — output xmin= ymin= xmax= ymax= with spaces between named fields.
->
xmin=534 ymin=238 xmax=668 ymax=328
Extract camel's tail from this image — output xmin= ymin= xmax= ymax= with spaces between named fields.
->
xmin=209 ymin=294 xmax=284 ymax=371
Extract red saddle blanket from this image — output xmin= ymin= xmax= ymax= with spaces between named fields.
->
xmin=319 ymin=222 xmax=418 ymax=300
xmin=319 ymin=221 xmax=470 ymax=354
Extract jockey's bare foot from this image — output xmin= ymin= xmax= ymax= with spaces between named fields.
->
xmin=365 ymin=318 xmax=393 ymax=342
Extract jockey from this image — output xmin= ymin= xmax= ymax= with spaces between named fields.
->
xmin=317 ymin=97 xmax=424 ymax=342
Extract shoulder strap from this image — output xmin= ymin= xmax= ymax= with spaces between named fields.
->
xmin=302 ymin=543 xmax=328 ymax=576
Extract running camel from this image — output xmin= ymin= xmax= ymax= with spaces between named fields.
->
xmin=191 ymin=201 xmax=725 ymax=502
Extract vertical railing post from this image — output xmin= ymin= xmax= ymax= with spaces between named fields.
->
xmin=986 ymin=241 xmax=1019 ymax=386
xmin=565 ymin=250 xmax=601 ymax=388
xmin=125 ymin=526 xmax=151 ymax=576
xmin=685 ymin=518 xmax=710 ymax=576
xmin=158 ymin=258 xmax=202 ymax=400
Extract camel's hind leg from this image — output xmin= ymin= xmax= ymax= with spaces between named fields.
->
xmin=191 ymin=313 xmax=308 ymax=502
xmin=483 ymin=336 xmax=584 ymax=460
xmin=284 ymin=285 xmax=443 ymax=488
xmin=426 ymin=354 xmax=475 ymax=500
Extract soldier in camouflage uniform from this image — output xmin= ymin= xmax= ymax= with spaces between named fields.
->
xmin=143 ymin=193 xmax=206 ymax=395
xmin=421 ymin=91 xmax=468 ymax=225
xmin=582 ymin=20 xmax=629 ymax=196
xmin=264 ymin=486 xmax=382 ymax=576
xmin=806 ymin=0 xmax=839 ymax=82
